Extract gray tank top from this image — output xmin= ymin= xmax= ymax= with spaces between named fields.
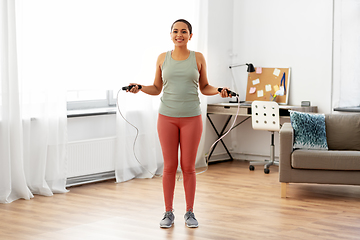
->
xmin=159 ymin=51 xmax=201 ymax=117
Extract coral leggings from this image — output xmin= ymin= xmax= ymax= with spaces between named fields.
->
xmin=157 ymin=114 xmax=203 ymax=212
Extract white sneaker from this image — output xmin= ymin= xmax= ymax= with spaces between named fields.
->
xmin=184 ymin=211 xmax=198 ymax=228
xmin=160 ymin=210 xmax=175 ymax=228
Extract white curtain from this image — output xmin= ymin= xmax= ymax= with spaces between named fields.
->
xmin=0 ymin=0 xmax=68 ymax=204
xmin=0 ymin=0 xmax=31 ymax=203
xmin=1 ymin=0 xmax=210 ymax=201
xmin=115 ymin=0 xmax=209 ymax=182
xmin=333 ymin=0 xmax=360 ymax=109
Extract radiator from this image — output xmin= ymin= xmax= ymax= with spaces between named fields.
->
xmin=66 ymin=137 xmax=116 ymax=187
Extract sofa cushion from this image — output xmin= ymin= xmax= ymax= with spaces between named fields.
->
xmin=325 ymin=114 xmax=360 ymax=151
xmin=290 ymin=111 xmax=328 ymax=150
xmin=291 ymin=149 xmax=360 ymax=170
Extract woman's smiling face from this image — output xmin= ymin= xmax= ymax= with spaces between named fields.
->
xmin=170 ymin=22 xmax=192 ymax=46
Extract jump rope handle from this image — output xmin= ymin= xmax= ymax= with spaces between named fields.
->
xmin=122 ymin=85 xmax=142 ymax=91
xmin=217 ymin=88 xmax=239 ymax=97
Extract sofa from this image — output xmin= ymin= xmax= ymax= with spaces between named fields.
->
xmin=279 ymin=112 xmax=360 ymax=198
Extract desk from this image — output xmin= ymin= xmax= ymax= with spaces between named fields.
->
xmin=206 ymin=103 xmax=317 ymax=162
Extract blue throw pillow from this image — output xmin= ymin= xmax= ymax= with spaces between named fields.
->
xmin=290 ymin=111 xmax=328 ymax=150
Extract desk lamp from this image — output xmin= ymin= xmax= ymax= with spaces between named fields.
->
xmin=229 ymin=63 xmax=255 ymax=72
xmin=228 ymin=63 xmax=255 ymax=103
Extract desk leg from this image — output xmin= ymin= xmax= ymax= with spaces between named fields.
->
xmin=230 ymin=116 xmax=251 ymax=130
xmin=206 ymin=114 xmax=234 ymax=162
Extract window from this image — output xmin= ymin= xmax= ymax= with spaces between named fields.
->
xmin=16 ymin=0 xmax=198 ymax=112
xmin=66 ymin=90 xmax=116 ymax=110
xmin=332 ymin=0 xmax=360 ymax=109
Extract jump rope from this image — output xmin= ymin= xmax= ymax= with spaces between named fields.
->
xmin=117 ymin=84 xmax=241 ymax=179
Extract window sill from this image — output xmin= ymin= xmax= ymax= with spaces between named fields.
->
xmin=67 ymin=107 xmax=117 ymax=118
xmin=333 ymin=106 xmax=360 ymax=112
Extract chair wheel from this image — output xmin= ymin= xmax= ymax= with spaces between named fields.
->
xmin=249 ymin=165 xmax=255 ymax=171
xmin=264 ymin=168 xmax=270 ymax=174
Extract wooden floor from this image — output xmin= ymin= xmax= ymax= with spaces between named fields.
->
xmin=1 ymin=160 xmax=360 ymax=240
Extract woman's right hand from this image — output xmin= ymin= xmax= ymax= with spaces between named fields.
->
xmin=127 ymin=84 xmax=142 ymax=94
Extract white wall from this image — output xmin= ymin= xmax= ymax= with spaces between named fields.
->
xmin=232 ymin=0 xmax=333 ymax=113
xmin=206 ymin=0 xmax=235 ymax=104
xmin=205 ymin=0 xmax=334 ymax=158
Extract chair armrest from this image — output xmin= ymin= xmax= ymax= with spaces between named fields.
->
xmin=279 ymin=122 xmax=294 ymax=182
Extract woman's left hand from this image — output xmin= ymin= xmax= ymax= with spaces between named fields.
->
xmin=219 ymin=87 xmax=232 ymax=98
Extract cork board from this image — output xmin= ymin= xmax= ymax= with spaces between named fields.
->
xmin=245 ymin=67 xmax=290 ymax=104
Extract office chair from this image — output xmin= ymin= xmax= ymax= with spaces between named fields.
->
xmin=249 ymin=101 xmax=280 ymax=174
